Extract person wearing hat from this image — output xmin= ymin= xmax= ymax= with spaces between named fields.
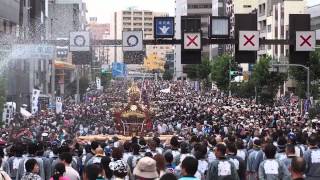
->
xmin=246 ymin=138 xmax=264 ymax=180
xmin=133 ymin=157 xmax=159 ymax=180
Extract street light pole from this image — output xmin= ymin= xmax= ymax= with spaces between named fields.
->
xmin=271 ymin=63 xmax=310 ymax=99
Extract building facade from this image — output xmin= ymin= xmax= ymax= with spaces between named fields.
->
xmin=110 ymin=8 xmax=170 ymax=69
xmin=307 ymin=4 xmax=320 ymax=38
xmin=174 ymin=0 xmax=212 ymax=79
xmin=257 ymin=0 xmax=306 ymax=62
xmin=47 ymin=0 xmax=87 ymax=97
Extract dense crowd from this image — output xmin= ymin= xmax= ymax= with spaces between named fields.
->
xmin=0 ymin=80 xmax=319 ymax=180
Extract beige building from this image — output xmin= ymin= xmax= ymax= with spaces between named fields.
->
xmin=109 ymin=8 xmax=171 ymax=67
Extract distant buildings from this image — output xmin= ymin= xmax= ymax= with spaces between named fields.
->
xmin=110 ymin=8 xmax=172 ymax=70
xmin=175 ymin=0 xmax=213 ymax=79
xmin=1 ymin=0 xmax=87 ymax=109
xmin=307 ymin=4 xmax=320 ymax=39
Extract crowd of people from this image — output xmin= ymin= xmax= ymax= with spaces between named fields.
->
xmin=0 ymin=79 xmax=319 ymax=180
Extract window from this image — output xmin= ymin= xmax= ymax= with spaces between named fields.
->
xmin=267 ymin=25 xmax=271 ymax=32
xmin=187 ymin=4 xmax=212 ymax=9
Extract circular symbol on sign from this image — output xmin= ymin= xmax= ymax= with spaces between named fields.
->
xmin=74 ymin=35 xmax=86 ymax=46
xmin=127 ymin=35 xmax=139 ymax=47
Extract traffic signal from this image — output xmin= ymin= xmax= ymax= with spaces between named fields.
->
xmin=181 ymin=16 xmax=202 ymax=65
xmin=289 ymin=14 xmax=311 ymax=65
xmin=235 ymin=14 xmax=257 ymax=64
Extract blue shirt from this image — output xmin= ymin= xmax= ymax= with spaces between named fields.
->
xmin=179 ymin=176 xmax=199 ymax=180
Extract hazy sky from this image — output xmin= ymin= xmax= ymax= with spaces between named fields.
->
xmin=84 ymin=0 xmax=319 ymax=23
xmin=84 ymin=0 xmax=175 ymax=23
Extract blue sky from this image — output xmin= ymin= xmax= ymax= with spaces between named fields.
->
xmin=84 ymin=0 xmax=319 ymax=23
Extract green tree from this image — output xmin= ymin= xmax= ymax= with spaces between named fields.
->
xmin=251 ymin=56 xmax=287 ymax=104
xmin=162 ymin=69 xmax=173 ymax=80
xmin=185 ymin=58 xmax=212 ymax=80
xmin=290 ymin=49 xmax=320 ymax=99
xmin=211 ymin=54 xmax=235 ymax=91
xmin=231 ymin=81 xmax=255 ymax=98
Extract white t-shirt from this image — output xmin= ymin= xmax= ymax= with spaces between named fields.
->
xmin=64 ymin=166 xmax=80 ymax=180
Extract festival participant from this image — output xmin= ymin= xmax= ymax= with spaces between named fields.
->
xmin=290 ymin=157 xmax=306 ymax=180
xmin=3 ymin=144 xmax=24 ymax=180
xmin=21 ymin=159 xmax=42 ymax=180
xmin=59 ymin=152 xmax=80 ymax=180
xmin=109 ymin=159 xmax=129 ymax=180
xmin=226 ymin=142 xmax=246 ymax=180
xmin=303 ymin=134 xmax=320 ymax=180
xmin=258 ymin=143 xmax=291 ymax=180
xmin=153 ymin=154 xmax=166 ymax=178
xmin=16 ymin=143 xmax=45 ymax=180
xmin=282 ymin=144 xmax=297 ymax=170
xmin=246 ymin=138 xmax=264 ymax=180
xmin=82 ymin=164 xmax=104 ymax=180
xmin=133 ymin=157 xmax=159 ymax=180
xmin=179 ymin=156 xmax=199 ymax=180
xmin=206 ymin=143 xmax=239 ymax=180
xmin=50 ymin=163 xmax=70 ymax=180
xmin=0 ymin=157 xmax=11 ymax=180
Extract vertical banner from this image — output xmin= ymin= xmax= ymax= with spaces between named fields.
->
xmin=96 ymin=77 xmax=102 ymax=90
xmin=31 ymin=89 xmax=40 ymax=114
xmin=56 ymin=97 xmax=62 ymax=114
xmin=194 ymin=81 xmax=199 ymax=92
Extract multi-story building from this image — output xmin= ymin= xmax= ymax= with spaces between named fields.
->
xmin=47 ymin=0 xmax=87 ymax=40
xmin=257 ymin=0 xmax=305 ymax=63
xmin=110 ymin=8 xmax=170 ymax=69
xmin=4 ymin=0 xmax=53 ymax=110
xmin=211 ymin=0 xmax=227 ymax=57
xmin=174 ymin=0 xmax=212 ymax=79
xmin=0 ymin=0 xmax=19 ymax=40
xmin=47 ymin=0 xmax=88 ymax=96
xmin=88 ymin=17 xmax=111 ymax=63
xmin=225 ymin=0 xmax=257 ymax=54
xmin=307 ymin=4 xmax=320 ymax=38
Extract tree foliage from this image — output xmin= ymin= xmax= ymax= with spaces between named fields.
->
xmin=290 ymin=49 xmax=320 ymax=98
xmin=162 ymin=69 xmax=173 ymax=80
xmin=185 ymin=58 xmax=212 ymax=80
xmin=211 ymin=54 xmax=236 ymax=91
xmin=251 ymin=56 xmax=287 ymax=104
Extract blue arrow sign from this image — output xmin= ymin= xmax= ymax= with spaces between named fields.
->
xmin=154 ymin=17 xmax=175 ymax=38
